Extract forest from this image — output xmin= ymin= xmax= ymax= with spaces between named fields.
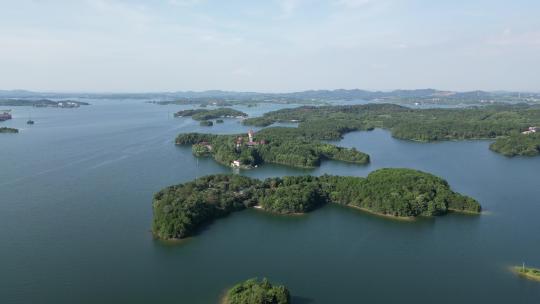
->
xmin=176 ymin=128 xmax=370 ymax=169
xmin=174 ymin=107 xmax=247 ymax=120
xmin=152 ymin=169 xmax=481 ymax=240
xmin=242 ymin=103 xmax=540 ymax=156
xmin=224 ymin=278 xmax=291 ymax=304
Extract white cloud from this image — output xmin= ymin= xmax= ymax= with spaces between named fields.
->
xmin=276 ymin=0 xmax=304 ymax=18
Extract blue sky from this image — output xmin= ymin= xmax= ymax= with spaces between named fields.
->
xmin=0 ymin=0 xmax=539 ymax=92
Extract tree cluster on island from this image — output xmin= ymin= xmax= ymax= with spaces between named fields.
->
xmin=174 ymin=107 xmax=248 ymax=121
xmin=224 ymin=278 xmax=290 ymax=304
xmin=0 ymin=127 xmax=18 ymax=133
xmin=242 ymin=103 xmax=540 ymax=157
xmin=200 ymin=120 xmax=214 ymax=127
xmin=152 ymin=168 xmax=481 ymax=240
xmin=176 ymin=127 xmax=370 ymax=169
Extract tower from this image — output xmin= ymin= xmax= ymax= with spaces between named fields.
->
xmin=248 ymin=129 xmax=254 ymax=143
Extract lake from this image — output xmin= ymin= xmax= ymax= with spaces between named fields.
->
xmin=1 ymin=100 xmax=539 ymax=303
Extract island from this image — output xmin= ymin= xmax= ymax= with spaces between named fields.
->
xmin=241 ymin=103 xmax=540 ymax=157
xmin=200 ymin=120 xmax=214 ymax=127
xmin=152 ymin=168 xmax=481 ymax=240
xmin=0 ymin=99 xmax=89 ymax=107
xmin=223 ymin=278 xmax=290 ymax=304
xmin=0 ymin=127 xmax=18 ymax=133
xmin=512 ymin=265 xmax=540 ymax=282
xmin=176 ymin=128 xmax=369 ymax=169
xmin=174 ymin=108 xmax=248 ymax=120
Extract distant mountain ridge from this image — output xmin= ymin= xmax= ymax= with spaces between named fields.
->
xmin=0 ymin=89 xmax=538 ymax=105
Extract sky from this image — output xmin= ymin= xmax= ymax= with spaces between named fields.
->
xmin=0 ymin=0 xmax=539 ymax=93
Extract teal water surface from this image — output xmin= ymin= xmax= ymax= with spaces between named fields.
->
xmin=1 ymin=100 xmax=539 ymax=303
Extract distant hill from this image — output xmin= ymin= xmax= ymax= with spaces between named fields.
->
xmin=1 ymin=89 xmax=539 ymax=105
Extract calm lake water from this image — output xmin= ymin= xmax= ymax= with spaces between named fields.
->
xmin=1 ymin=100 xmax=539 ymax=304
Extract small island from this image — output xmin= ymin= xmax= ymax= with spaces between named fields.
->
xmin=200 ymin=120 xmax=214 ymax=127
xmin=152 ymin=169 xmax=481 ymax=240
xmin=0 ymin=127 xmax=18 ymax=133
xmin=513 ymin=265 xmax=540 ymax=282
xmin=176 ymin=128 xmax=369 ymax=169
xmin=223 ymin=278 xmax=290 ymax=304
xmin=174 ymin=108 xmax=248 ymax=121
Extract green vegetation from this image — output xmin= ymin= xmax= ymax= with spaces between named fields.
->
xmin=200 ymin=120 xmax=214 ymax=127
xmin=176 ymin=128 xmax=369 ymax=169
xmin=152 ymin=169 xmax=480 ymax=240
xmin=259 ymin=176 xmax=327 ymax=214
xmin=174 ymin=107 xmax=247 ymax=120
xmin=224 ymin=278 xmax=290 ymax=304
xmin=242 ymin=103 xmax=540 ymax=156
xmin=490 ymin=133 xmax=540 ymax=157
xmin=320 ymin=169 xmax=481 ymax=216
xmin=152 ymin=175 xmax=261 ymax=239
xmin=0 ymin=127 xmax=18 ymax=133
xmin=513 ymin=266 xmax=540 ymax=282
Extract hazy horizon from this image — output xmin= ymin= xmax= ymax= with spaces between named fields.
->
xmin=1 ymin=0 xmax=539 ymax=92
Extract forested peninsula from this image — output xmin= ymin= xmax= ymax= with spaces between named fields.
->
xmin=513 ymin=266 xmax=540 ymax=282
xmin=152 ymin=169 xmax=481 ymax=240
xmin=176 ymin=127 xmax=369 ymax=169
xmin=489 ymin=133 xmax=540 ymax=157
xmin=224 ymin=278 xmax=290 ymax=304
xmin=242 ymin=103 xmax=540 ymax=157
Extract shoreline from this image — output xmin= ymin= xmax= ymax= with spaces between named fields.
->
xmin=511 ymin=266 xmax=540 ymax=282
xmin=346 ymin=204 xmax=416 ymax=221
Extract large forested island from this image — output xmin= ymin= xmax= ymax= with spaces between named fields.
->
xmin=0 ymin=99 xmax=89 ymax=107
xmin=242 ymin=103 xmax=540 ymax=157
xmin=224 ymin=278 xmax=290 ymax=304
xmin=174 ymin=107 xmax=248 ymax=120
xmin=152 ymin=168 xmax=480 ymax=240
xmin=176 ymin=127 xmax=369 ymax=169
xmin=0 ymin=127 xmax=18 ymax=133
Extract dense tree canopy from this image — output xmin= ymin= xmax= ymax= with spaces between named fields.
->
xmin=152 ymin=169 xmax=480 ymax=240
xmin=225 ymin=278 xmax=291 ymax=304
xmin=490 ymin=133 xmax=540 ymax=157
